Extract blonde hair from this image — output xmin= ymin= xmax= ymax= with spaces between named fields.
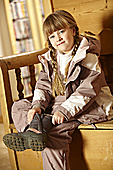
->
xmin=43 ymin=10 xmax=79 ymax=40
xmin=43 ymin=10 xmax=80 ymax=97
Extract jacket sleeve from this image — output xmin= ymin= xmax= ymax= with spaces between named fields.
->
xmin=32 ymin=69 xmax=52 ymax=110
xmin=56 ymin=53 xmax=104 ymax=120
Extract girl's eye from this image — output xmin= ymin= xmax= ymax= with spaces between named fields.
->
xmin=49 ymin=35 xmax=55 ymax=39
xmin=59 ymin=30 xmax=65 ymax=34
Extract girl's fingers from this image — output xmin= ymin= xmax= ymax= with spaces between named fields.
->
xmin=52 ymin=114 xmax=65 ymax=125
xmin=27 ymin=107 xmax=42 ymax=123
xmin=52 ymin=116 xmax=55 ymax=125
xmin=58 ymin=117 xmax=62 ymax=124
xmin=60 ymin=117 xmax=64 ymax=124
xmin=52 ymin=118 xmax=54 ymax=125
xmin=58 ymin=117 xmax=60 ymax=124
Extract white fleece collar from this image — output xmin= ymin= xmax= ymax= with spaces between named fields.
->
xmin=72 ymin=37 xmax=89 ymax=64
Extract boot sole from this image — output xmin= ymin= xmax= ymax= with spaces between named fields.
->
xmin=3 ymin=133 xmax=46 ymax=152
xmin=29 ymin=137 xmax=46 ymax=151
xmin=3 ymin=134 xmax=29 ymax=151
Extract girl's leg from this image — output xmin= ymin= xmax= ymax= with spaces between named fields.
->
xmin=42 ymin=115 xmax=53 ymax=133
xmin=42 ymin=120 xmax=81 ymax=170
xmin=3 ymin=99 xmax=53 ymax=151
xmin=11 ymin=99 xmax=31 ymax=132
xmin=12 ymin=99 xmax=53 ymax=133
xmin=42 ymin=147 xmax=70 ymax=170
xmin=29 ymin=113 xmax=53 ymax=133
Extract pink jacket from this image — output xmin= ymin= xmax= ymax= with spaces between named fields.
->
xmin=32 ymin=36 xmax=113 ymax=125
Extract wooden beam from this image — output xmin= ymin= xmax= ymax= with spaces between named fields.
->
xmin=4 ymin=0 xmax=17 ymax=54
xmin=2 ymin=48 xmax=48 ymax=70
xmin=42 ymin=0 xmax=53 ymax=18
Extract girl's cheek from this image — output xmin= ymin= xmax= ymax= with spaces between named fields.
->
xmin=50 ymin=40 xmax=55 ymax=46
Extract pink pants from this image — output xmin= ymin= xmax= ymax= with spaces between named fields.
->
xmin=12 ymin=99 xmax=80 ymax=170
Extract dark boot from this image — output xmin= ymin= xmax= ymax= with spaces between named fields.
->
xmin=29 ymin=113 xmax=43 ymax=132
xmin=3 ymin=113 xmax=47 ymax=152
xmin=3 ymin=113 xmax=53 ymax=152
xmin=3 ymin=130 xmax=47 ymax=151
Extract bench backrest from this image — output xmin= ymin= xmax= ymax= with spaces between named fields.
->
xmin=0 ymin=48 xmax=48 ymax=133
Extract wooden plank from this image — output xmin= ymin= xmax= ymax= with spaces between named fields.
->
xmin=26 ymin=0 xmax=42 ymax=50
xmin=16 ymin=150 xmax=43 ymax=170
xmin=78 ymin=120 xmax=113 ymax=130
xmin=51 ymin=0 xmax=113 ymax=34
xmin=42 ymin=0 xmax=53 ymax=18
xmin=0 ymin=115 xmax=3 ymax=123
xmin=52 ymin=0 xmax=105 ymax=12
xmin=4 ymin=0 xmax=17 ymax=54
xmin=34 ymin=0 xmax=45 ymax=48
xmin=0 ymin=64 xmax=17 ymax=170
xmin=74 ymin=11 xmax=105 ymax=34
xmin=7 ymin=149 xmax=18 ymax=170
xmin=2 ymin=48 xmax=48 ymax=70
xmin=0 ymin=63 xmax=13 ymax=129
xmin=70 ymin=129 xmax=113 ymax=170
xmin=109 ymin=0 xmax=113 ymax=8
xmin=81 ymin=130 xmax=113 ymax=170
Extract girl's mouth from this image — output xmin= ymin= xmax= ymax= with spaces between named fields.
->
xmin=57 ymin=41 xmax=65 ymax=46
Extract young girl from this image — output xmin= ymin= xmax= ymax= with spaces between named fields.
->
xmin=3 ymin=10 xmax=113 ymax=169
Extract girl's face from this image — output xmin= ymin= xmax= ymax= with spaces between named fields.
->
xmin=49 ymin=27 xmax=76 ymax=54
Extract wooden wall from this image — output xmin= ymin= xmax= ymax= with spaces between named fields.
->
xmin=50 ymin=0 xmax=113 ymax=35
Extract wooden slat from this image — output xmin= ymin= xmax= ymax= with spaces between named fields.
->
xmin=52 ymin=0 xmax=105 ymax=11
xmin=78 ymin=120 xmax=113 ymax=130
xmin=9 ymin=123 xmax=16 ymax=130
xmin=29 ymin=65 xmax=36 ymax=95
xmin=4 ymin=0 xmax=17 ymax=54
xmin=16 ymin=150 xmax=43 ymax=170
xmin=42 ymin=0 xmax=53 ymax=18
xmin=0 ymin=60 xmax=13 ymax=122
xmin=34 ymin=0 xmax=45 ymax=48
xmin=1 ymin=48 xmax=48 ymax=70
xmin=15 ymin=68 xmax=24 ymax=99
xmin=26 ymin=0 xmax=42 ymax=50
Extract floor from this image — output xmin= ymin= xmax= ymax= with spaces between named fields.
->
xmin=0 ymin=123 xmax=12 ymax=170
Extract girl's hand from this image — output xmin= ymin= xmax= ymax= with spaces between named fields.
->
xmin=27 ymin=107 xmax=41 ymax=124
xmin=52 ymin=111 xmax=65 ymax=125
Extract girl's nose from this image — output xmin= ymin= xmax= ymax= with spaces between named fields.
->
xmin=56 ymin=33 xmax=62 ymax=41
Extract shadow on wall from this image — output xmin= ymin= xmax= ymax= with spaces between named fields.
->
xmin=102 ymin=11 xmax=113 ymax=30
xmin=69 ymin=130 xmax=89 ymax=170
xmin=99 ymin=11 xmax=113 ymax=94
xmin=99 ymin=11 xmax=113 ymax=55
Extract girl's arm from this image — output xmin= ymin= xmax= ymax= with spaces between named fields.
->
xmin=27 ymin=69 xmax=53 ymax=123
xmin=32 ymin=70 xmax=53 ymax=110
